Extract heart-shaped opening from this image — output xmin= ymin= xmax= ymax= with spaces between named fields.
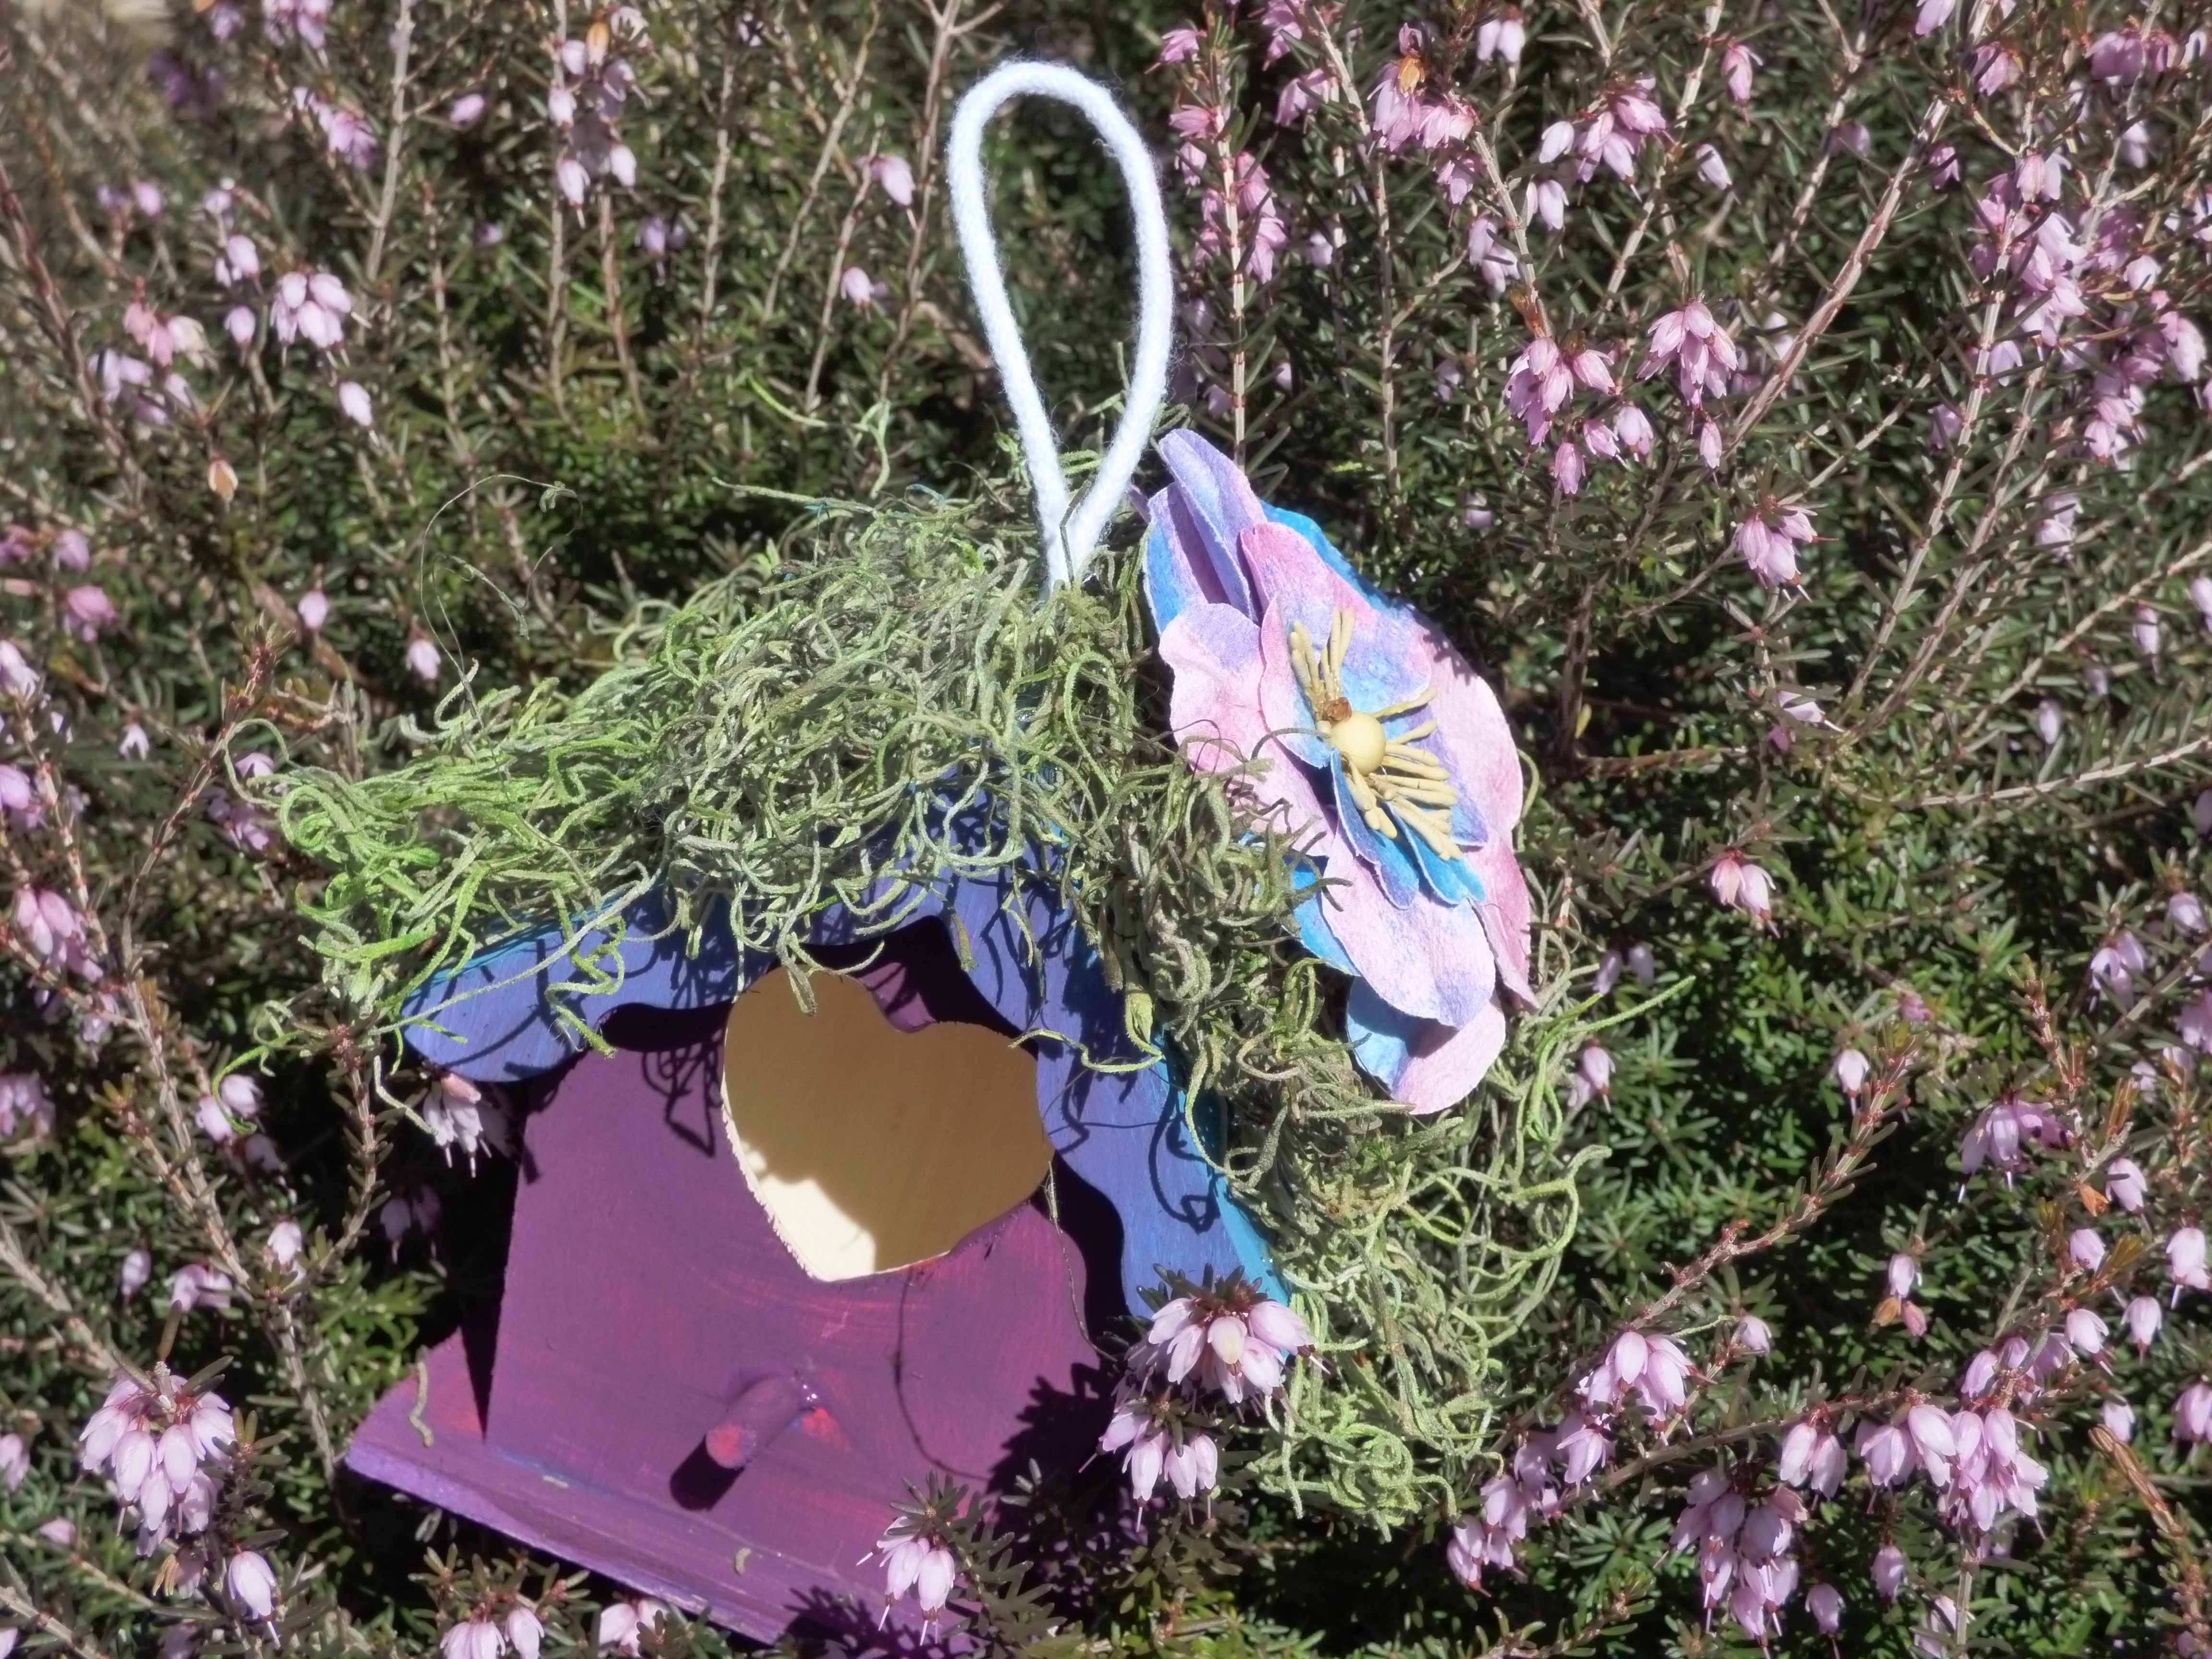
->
xmin=719 ymin=963 xmax=1051 ymax=1281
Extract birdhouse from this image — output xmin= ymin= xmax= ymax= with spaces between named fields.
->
xmin=343 ymin=864 xmax=1278 ymax=1642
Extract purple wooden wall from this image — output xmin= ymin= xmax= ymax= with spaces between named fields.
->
xmin=347 ymin=1004 xmax=1115 ymax=1643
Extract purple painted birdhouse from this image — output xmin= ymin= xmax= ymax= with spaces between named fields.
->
xmin=344 ymin=864 xmax=1276 ymax=1642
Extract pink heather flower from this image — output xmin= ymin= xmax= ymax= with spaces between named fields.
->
xmin=120 ymin=1247 xmax=152 ymax=1300
xmin=2066 ymin=1308 xmax=2108 ymax=1357
xmin=1580 ymin=1329 xmax=1692 ymax=1417
xmin=1639 ymin=300 xmax=1739 ymax=406
xmin=2105 ymin=1157 xmax=2146 ymax=1213
xmin=79 ymin=1366 xmax=235 ymax=1549
xmin=0 ymin=762 xmax=32 ymax=821
xmin=1612 ymin=403 xmax=1653 ymax=458
xmin=1696 ymin=417 xmax=1723 ymax=470
xmin=1275 ymin=67 xmax=1332 ymax=128
xmin=1735 ymin=1315 xmax=1772 ymax=1356
xmin=13 ymin=887 xmax=100 ymax=980
xmin=2104 ymin=1400 xmax=2135 ymax=1443
xmin=596 ymin=1598 xmax=668 ymax=1652
xmin=311 ymin=98 xmax=380 ymax=169
xmin=1552 ymin=440 xmax=1586 ymax=495
xmin=2032 ymin=698 xmax=2062 ymax=746
xmin=2090 ymin=26 xmax=2147 ymax=82
xmin=1886 ymin=1253 xmax=1919 ymax=1299
xmin=1936 ymin=1407 xmax=2047 ymax=1535
xmin=505 ymin=1607 xmax=544 ymax=1659
xmin=1960 ymin=1094 xmax=2064 ymax=1183
xmin=1566 ymin=1043 xmax=1612 ymax=1110
xmin=1528 ymin=178 xmax=1566 ymax=232
xmin=37 ymin=1518 xmax=75 ymax=1547
xmin=62 ymin=585 xmax=119 ymax=641
xmin=441 ymin=1618 xmax=505 ymax=1659
xmin=407 ymin=636 xmax=442 ymax=684
xmin=224 ymin=1551 xmax=277 ymax=1621
xmin=0 ymin=1431 xmax=25 ymax=1491
xmin=420 ymin=1071 xmax=508 ymax=1170
xmin=1733 ymin=505 xmax=1815 ymax=589
xmin=1721 ymin=41 xmax=1758 ymax=103
xmin=1163 ymin=1431 xmax=1220 ymax=1500
xmin=1474 ymin=9 xmax=1524 ymax=65
xmin=1709 ymin=852 xmax=1774 ymax=922
xmin=1808 ymin=1581 xmax=1843 ymax=1634
xmin=1913 ymin=0 xmax=1956 ymax=35
xmin=214 ymin=233 xmax=260 ymax=286
xmin=2126 ymin=1296 xmax=2162 ymax=1350
xmin=1156 ymin=26 xmax=1200 ymax=63
xmin=870 ymin=154 xmax=914 ymax=207
xmin=337 ymin=381 xmax=373 ymax=428
xmin=225 ymin=305 xmax=257 ymax=349
xmin=1694 ymin=144 xmax=1731 ymax=191
xmin=1777 ymin=1420 xmax=1846 ymax=1495
xmin=1873 ymin=1542 xmax=1907 ymax=1599
xmin=168 ymin=1264 xmax=232 ymax=1314
xmin=1899 ymin=1299 xmax=1929 ymax=1340
xmin=449 ymin=93 xmax=488 ymax=127
xmin=2135 ymin=606 xmax=2162 ymax=659
xmin=1537 ymin=121 xmax=1574 ymax=164
xmin=265 ymin=1219 xmax=304 ymax=1269
xmin=2068 ymin=1228 xmax=2107 ymax=1274
xmin=1854 ymin=1419 xmax=1914 ymax=1486
xmin=2171 ymin=1227 xmax=2210 ymax=1295
xmin=0 ymin=1073 xmax=55 ymax=1140
xmin=1973 ymin=44 xmax=2021 ymax=95
xmin=269 ymin=269 xmax=351 ymax=352
xmin=297 ymin=589 xmax=329 ymax=632
xmin=1446 ymin=1507 xmax=1518 ymax=1590
xmin=840 ymin=265 xmax=878 ymax=307
xmin=1552 ymin=1409 xmax=1611 ymax=1485
xmin=2176 ymin=1381 xmax=2212 ymax=1443
xmin=1833 ymin=1047 xmax=1870 ymax=1096
xmin=124 ymin=303 xmax=210 ymax=369
xmin=877 ymin=1524 xmax=956 ymax=1617
xmin=2177 ymin=891 xmax=2212 ymax=934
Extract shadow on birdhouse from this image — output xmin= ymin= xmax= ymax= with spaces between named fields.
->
xmin=346 ymin=869 xmax=1275 ymax=1644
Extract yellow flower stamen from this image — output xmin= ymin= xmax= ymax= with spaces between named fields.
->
xmin=1292 ymin=610 xmax=1462 ymax=860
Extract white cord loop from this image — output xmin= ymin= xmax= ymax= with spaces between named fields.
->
xmin=947 ymin=62 xmax=1173 ymax=593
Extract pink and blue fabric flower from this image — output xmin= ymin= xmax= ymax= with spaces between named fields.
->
xmin=1143 ymin=432 xmax=1533 ymax=1112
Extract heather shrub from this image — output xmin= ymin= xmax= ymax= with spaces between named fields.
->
xmin=4 ymin=0 xmax=2212 ymax=1655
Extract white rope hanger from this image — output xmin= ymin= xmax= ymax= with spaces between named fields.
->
xmin=947 ymin=61 xmax=1173 ymax=593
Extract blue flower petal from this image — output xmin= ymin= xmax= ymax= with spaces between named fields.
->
xmin=1400 ymin=818 xmax=1487 ymax=907
xmin=1290 ymin=856 xmax=1360 ymax=974
xmin=1156 ymin=431 xmax=1261 ymax=618
xmin=1143 ymin=515 xmax=1209 ymax=633
xmin=1344 ymin=981 xmax=1419 ymax=1094
xmin=1327 ymin=753 xmax=1423 ymax=907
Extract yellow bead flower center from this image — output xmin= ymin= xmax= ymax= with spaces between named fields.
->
xmin=1289 ymin=608 xmax=1463 ymax=863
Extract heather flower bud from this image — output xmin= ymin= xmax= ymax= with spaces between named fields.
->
xmin=2126 ymin=1295 xmax=2163 ymax=1351
xmin=1872 ymin=1541 xmax=1907 ymax=1599
xmin=1833 ymin=1047 xmax=1870 ymax=1095
xmin=2068 ymin=1229 xmax=2106 ymax=1273
xmin=2065 ymin=1308 xmax=2107 ymax=1356
xmin=1709 ymin=852 xmax=1774 ymax=921
xmin=2172 ymin=1226 xmax=2211 ymax=1294
xmin=2177 ymin=1381 xmax=2212 ymax=1443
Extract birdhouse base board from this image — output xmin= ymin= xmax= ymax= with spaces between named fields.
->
xmin=347 ymin=1334 xmax=886 ymax=1643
